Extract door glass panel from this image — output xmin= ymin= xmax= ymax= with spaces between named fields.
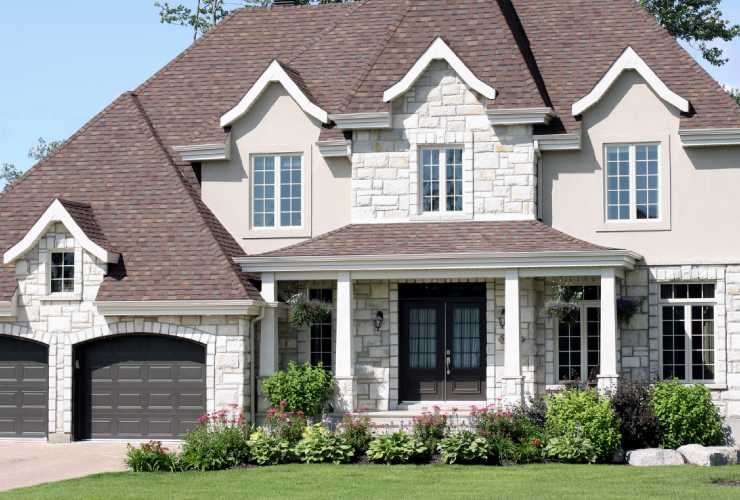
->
xmin=409 ymin=308 xmax=436 ymax=368
xmin=662 ymin=305 xmax=686 ymax=380
xmin=586 ymin=307 xmax=600 ymax=381
xmin=558 ymin=318 xmax=581 ymax=381
xmin=452 ymin=307 xmax=480 ymax=368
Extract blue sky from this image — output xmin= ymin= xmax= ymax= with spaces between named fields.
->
xmin=1 ymin=0 xmax=739 ymax=175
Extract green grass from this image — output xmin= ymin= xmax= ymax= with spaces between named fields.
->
xmin=2 ymin=464 xmax=740 ymax=500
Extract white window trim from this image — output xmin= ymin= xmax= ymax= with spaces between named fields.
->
xmin=603 ymin=143 xmax=662 ymax=224
xmin=251 ymin=153 xmax=305 ymax=231
xmin=418 ymin=146 xmax=465 ymax=215
xmin=43 ymin=248 xmax=83 ymax=300
xmin=554 ymin=301 xmax=601 ymax=383
xmin=307 ymin=286 xmax=336 ymax=372
xmin=658 ymin=284 xmax=717 ymax=384
xmin=592 ymin=133 xmax=671 ymax=232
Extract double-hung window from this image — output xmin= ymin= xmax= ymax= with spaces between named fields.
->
xmin=660 ymin=283 xmax=716 ymax=382
xmin=605 ymin=144 xmax=659 ymax=221
xmin=556 ymin=286 xmax=601 ymax=382
xmin=50 ymin=251 xmax=75 ymax=293
xmin=421 ymin=148 xmax=463 ymax=213
xmin=253 ymin=155 xmax=302 ymax=228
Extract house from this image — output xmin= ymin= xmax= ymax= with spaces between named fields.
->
xmin=1 ymin=0 xmax=739 ymax=443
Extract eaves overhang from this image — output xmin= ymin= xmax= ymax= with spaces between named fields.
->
xmin=173 ymin=134 xmax=231 ymax=161
xmin=0 ymin=289 xmax=18 ymax=317
xmin=678 ymin=128 xmax=740 ymax=147
xmin=487 ymin=108 xmax=556 ymax=126
xmin=93 ymin=299 xmax=280 ymax=316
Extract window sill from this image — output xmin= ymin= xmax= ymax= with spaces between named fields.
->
xmin=409 ymin=213 xmax=473 ymax=221
xmin=40 ymin=294 xmax=82 ymax=301
xmin=595 ymin=219 xmax=670 ymax=232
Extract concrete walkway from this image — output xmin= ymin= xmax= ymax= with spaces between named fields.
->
xmin=0 ymin=441 xmax=180 ymax=492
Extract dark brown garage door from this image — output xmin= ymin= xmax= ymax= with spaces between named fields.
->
xmin=0 ymin=336 xmax=48 ymax=438
xmin=75 ymin=335 xmax=206 ymax=440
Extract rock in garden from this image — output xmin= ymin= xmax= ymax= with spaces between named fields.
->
xmin=677 ymin=444 xmax=731 ymax=466
xmin=611 ymin=449 xmax=626 ymax=464
xmin=712 ymin=446 xmax=740 ymax=465
xmin=626 ymin=449 xmax=685 ymax=466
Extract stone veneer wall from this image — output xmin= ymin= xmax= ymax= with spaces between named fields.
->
xmin=0 ymin=223 xmax=252 ymax=439
xmin=351 ymin=60 xmax=537 ymax=221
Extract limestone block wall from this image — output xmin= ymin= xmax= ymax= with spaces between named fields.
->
xmin=0 ymin=223 xmax=252 ymax=438
xmin=351 ymin=60 xmax=537 ymax=221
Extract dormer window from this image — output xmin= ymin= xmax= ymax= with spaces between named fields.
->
xmin=421 ymin=148 xmax=463 ymax=212
xmin=50 ymin=252 xmax=75 ymax=293
xmin=605 ymin=144 xmax=660 ymax=221
xmin=253 ymin=154 xmax=303 ymax=228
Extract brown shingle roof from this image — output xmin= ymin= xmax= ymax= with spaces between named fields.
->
xmin=253 ymin=220 xmax=617 ymax=258
xmin=57 ymin=199 xmax=118 ymax=253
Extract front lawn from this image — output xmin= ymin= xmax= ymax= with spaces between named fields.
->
xmin=2 ymin=464 xmax=740 ymax=500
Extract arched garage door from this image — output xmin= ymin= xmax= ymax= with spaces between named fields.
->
xmin=0 ymin=336 xmax=48 ymax=438
xmin=75 ymin=335 xmax=207 ymax=440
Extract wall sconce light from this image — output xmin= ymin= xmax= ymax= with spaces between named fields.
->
xmin=498 ymin=308 xmax=505 ymax=328
xmin=373 ymin=311 xmax=384 ymax=331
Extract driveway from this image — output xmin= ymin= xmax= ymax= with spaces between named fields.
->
xmin=0 ymin=441 xmax=180 ymax=492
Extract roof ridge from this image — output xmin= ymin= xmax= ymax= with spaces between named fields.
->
xmin=127 ymin=93 xmax=254 ymax=299
xmin=336 ymin=0 xmax=418 ymax=113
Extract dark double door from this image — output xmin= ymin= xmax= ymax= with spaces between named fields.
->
xmin=400 ymin=284 xmax=486 ymax=402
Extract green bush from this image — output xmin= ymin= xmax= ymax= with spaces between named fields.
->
xmin=651 ymin=378 xmax=723 ymax=449
xmin=261 ymin=361 xmax=334 ymax=417
xmin=180 ymin=408 xmax=252 ymax=471
xmin=545 ymin=433 xmax=597 ymax=464
xmin=249 ymin=433 xmax=292 ymax=465
xmin=410 ymin=406 xmax=450 ymax=454
xmin=437 ymin=430 xmax=490 ymax=463
xmin=293 ymin=430 xmax=354 ymax=464
xmin=544 ymin=389 xmax=621 ymax=462
xmin=367 ymin=432 xmax=427 ymax=465
xmin=124 ymin=441 xmax=182 ymax=472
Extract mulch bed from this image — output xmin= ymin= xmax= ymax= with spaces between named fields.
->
xmin=713 ymin=481 xmax=740 ymax=486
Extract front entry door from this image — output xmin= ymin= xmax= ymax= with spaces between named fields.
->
xmin=401 ymin=299 xmax=486 ymax=402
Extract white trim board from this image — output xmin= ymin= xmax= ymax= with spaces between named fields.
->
xmin=678 ymin=128 xmax=740 ymax=147
xmin=236 ymin=250 xmax=642 ymax=273
xmin=173 ymin=135 xmax=231 ymax=162
xmin=273 ymin=267 xmax=618 ymax=281
xmin=572 ymin=46 xmax=689 ymax=116
xmin=94 ymin=300 xmax=279 ymax=316
xmin=3 ymin=199 xmax=120 ymax=265
xmin=533 ymin=133 xmax=582 ymax=151
xmin=221 ymin=60 xmax=329 ymax=126
xmin=316 ymin=140 xmax=352 ymax=158
xmin=327 ymin=112 xmax=391 ymax=129
xmin=487 ymin=108 xmax=555 ymax=126
xmin=0 ymin=290 xmax=18 ymax=317
xmin=383 ymin=37 xmax=497 ymax=103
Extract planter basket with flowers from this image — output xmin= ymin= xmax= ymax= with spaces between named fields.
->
xmin=287 ymin=292 xmax=333 ymax=328
xmin=616 ymin=298 xmax=644 ymax=328
xmin=541 ymin=284 xmax=582 ymax=325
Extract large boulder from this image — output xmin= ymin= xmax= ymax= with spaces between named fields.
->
xmin=627 ymin=449 xmax=685 ymax=466
xmin=713 ymin=446 xmax=740 ymax=465
xmin=677 ymin=444 xmax=731 ymax=466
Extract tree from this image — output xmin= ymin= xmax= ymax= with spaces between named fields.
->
xmin=724 ymin=85 xmax=740 ymax=107
xmin=1 ymin=163 xmax=22 ymax=191
xmin=639 ymin=0 xmax=740 ymax=67
xmin=28 ymin=137 xmax=63 ymax=162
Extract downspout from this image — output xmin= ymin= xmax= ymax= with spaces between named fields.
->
xmin=534 ymin=140 xmax=542 ymax=221
xmin=250 ymin=306 xmax=266 ymax=426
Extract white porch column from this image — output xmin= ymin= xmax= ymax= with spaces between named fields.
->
xmin=335 ymin=271 xmax=356 ymax=412
xmin=259 ymin=272 xmax=279 ymax=377
xmin=502 ymin=269 xmax=523 ymax=404
xmin=598 ymin=267 xmax=619 ymax=392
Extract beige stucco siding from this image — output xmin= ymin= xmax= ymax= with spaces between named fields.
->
xmin=543 ymin=70 xmax=740 ymax=262
xmin=201 ymin=83 xmax=351 ymax=255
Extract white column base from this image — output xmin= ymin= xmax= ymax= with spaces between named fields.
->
xmin=596 ymin=374 xmax=619 ymax=395
xmin=501 ymin=375 xmax=524 ymax=406
xmin=334 ymin=376 xmax=357 ymax=413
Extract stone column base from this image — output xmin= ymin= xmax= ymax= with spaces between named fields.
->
xmin=334 ymin=376 xmax=357 ymax=413
xmin=255 ymin=376 xmax=272 ymax=412
xmin=597 ymin=374 xmax=619 ymax=394
xmin=501 ymin=375 xmax=524 ymax=406
xmin=48 ymin=432 xmax=72 ymax=443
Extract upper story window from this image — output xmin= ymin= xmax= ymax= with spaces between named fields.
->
xmin=660 ymin=283 xmax=716 ymax=382
xmin=605 ymin=144 xmax=659 ymax=221
xmin=421 ymin=148 xmax=463 ymax=213
xmin=253 ymin=155 xmax=302 ymax=228
xmin=50 ymin=251 xmax=74 ymax=293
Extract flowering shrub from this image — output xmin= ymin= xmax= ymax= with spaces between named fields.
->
xmin=410 ymin=406 xmax=450 ymax=453
xmin=340 ymin=410 xmax=374 ymax=454
xmin=367 ymin=432 xmax=427 ymax=465
xmin=287 ymin=292 xmax=333 ymax=328
xmin=437 ymin=430 xmax=490 ymax=463
xmin=540 ymin=285 xmax=582 ymax=325
xmin=124 ymin=441 xmax=182 ymax=472
xmin=261 ymin=403 xmax=309 ymax=446
xmin=261 ymin=361 xmax=334 ymax=416
xmin=180 ymin=406 xmax=252 ymax=471
xmin=294 ymin=432 xmax=354 ymax=464
xmin=616 ymin=298 xmax=643 ymax=328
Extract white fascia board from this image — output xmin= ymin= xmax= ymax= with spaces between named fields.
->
xmin=316 ymin=140 xmax=352 ymax=158
xmin=235 ymin=250 xmax=641 ymax=273
xmin=487 ymin=108 xmax=555 ymax=126
xmin=3 ymin=199 xmax=120 ymax=265
xmin=93 ymin=299 xmax=279 ymax=316
xmin=572 ymin=46 xmax=689 ymax=116
xmin=327 ymin=112 xmax=391 ymax=129
xmin=0 ymin=290 xmax=18 ymax=317
xmin=533 ymin=133 xmax=582 ymax=151
xmin=220 ymin=60 xmax=328 ymax=126
xmin=678 ymin=128 xmax=740 ymax=147
xmin=383 ymin=37 xmax=497 ymax=103
xmin=173 ymin=134 xmax=231 ymax=162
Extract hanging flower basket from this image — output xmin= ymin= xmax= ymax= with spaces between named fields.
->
xmin=616 ymin=298 xmax=643 ymax=328
xmin=287 ymin=293 xmax=333 ymax=328
xmin=540 ymin=284 xmax=582 ymax=325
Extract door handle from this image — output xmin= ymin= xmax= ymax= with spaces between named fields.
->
xmin=446 ymin=356 xmax=451 ymax=374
